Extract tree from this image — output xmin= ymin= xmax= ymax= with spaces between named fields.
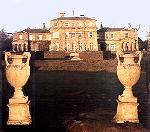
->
xmin=0 ymin=29 xmax=12 ymax=51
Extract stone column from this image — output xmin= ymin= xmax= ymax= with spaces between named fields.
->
xmin=12 ymin=44 xmax=15 ymax=51
xmin=127 ymin=42 xmax=132 ymax=51
xmin=17 ymin=44 xmax=19 ymax=52
xmin=21 ymin=44 xmax=24 ymax=51
xmin=26 ymin=44 xmax=28 ymax=51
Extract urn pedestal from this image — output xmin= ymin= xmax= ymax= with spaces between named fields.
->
xmin=5 ymin=52 xmax=32 ymax=125
xmin=114 ymin=51 xmax=143 ymax=123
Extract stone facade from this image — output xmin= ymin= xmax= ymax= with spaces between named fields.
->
xmin=50 ymin=14 xmax=98 ymax=52
xmin=12 ymin=15 xmax=143 ymax=53
xmin=12 ymin=27 xmax=51 ymax=52
xmin=98 ymin=26 xmax=139 ymax=52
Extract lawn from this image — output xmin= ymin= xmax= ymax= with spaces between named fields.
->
xmin=1 ymin=70 xmax=149 ymax=131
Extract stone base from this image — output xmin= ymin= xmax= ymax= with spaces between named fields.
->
xmin=7 ymin=100 xmax=31 ymax=125
xmin=114 ymin=96 xmax=139 ymax=123
xmin=7 ymin=119 xmax=31 ymax=125
xmin=9 ymin=96 xmax=28 ymax=104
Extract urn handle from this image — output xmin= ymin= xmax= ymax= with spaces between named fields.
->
xmin=23 ymin=52 xmax=31 ymax=66
xmin=136 ymin=51 xmax=143 ymax=66
xmin=5 ymin=52 xmax=11 ymax=66
xmin=116 ymin=51 xmax=123 ymax=66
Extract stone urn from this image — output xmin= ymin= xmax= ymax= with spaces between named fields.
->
xmin=114 ymin=51 xmax=143 ymax=123
xmin=70 ymin=52 xmax=82 ymax=60
xmin=5 ymin=52 xmax=32 ymax=125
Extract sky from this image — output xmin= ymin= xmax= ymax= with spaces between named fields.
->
xmin=0 ymin=0 xmax=150 ymax=40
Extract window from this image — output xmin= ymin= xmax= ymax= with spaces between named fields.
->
xmin=88 ymin=32 xmax=93 ymax=37
xmin=14 ymin=44 xmax=18 ymax=51
xmin=66 ymin=43 xmax=70 ymax=51
xmin=53 ymin=32 xmax=59 ymax=38
xmin=24 ymin=44 xmax=27 ymax=51
xmin=65 ymin=32 xmax=69 ymax=38
xmin=79 ymin=22 xmax=82 ymax=27
xmin=18 ymin=44 xmax=22 ymax=51
xmin=48 ymin=35 xmax=51 ymax=40
xmin=72 ymin=43 xmax=76 ymax=52
xmin=39 ymin=35 xmax=42 ymax=40
xmin=109 ymin=44 xmax=116 ymax=51
xmin=79 ymin=42 xmax=83 ymax=51
xmin=35 ymin=43 xmax=40 ymax=51
xmin=125 ymin=33 xmax=128 ymax=38
xmin=89 ymin=22 xmax=93 ymax=27
xmin=105 ymin=34 xmax=108 ymax=39
xmin=56 ymin=43 xmax=59 ymax=51
xmin=78 ymin=32 xmax=82 ymax=38
xmin=90 ymin=43 xmax=94 ymax=51
xmin=72 ymin=32 xmax=75 ymax=38
xmin=19 ymin=34 xmax=23 ymax=39
xmin=110 ymin=34 xmax=114 ymax=39
xmin=72 ymin=23 xmax=75 ymax=27
xmin=65 ymin=22 xmax=69 ymax=27
xmin=84 ymin=44 xmax=87 ymax=50
xmin=54 ymin=22 xmax=58 ymax=27
xmin=29 ymin=35 xmax=33 ymax=40
xmin=42 ymin=35 xmax=46 ymax=40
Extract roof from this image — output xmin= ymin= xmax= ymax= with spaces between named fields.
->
xmin=51 ymin=17 xmax=95 ymax=21
xmin=17 ymin=28 xmax=50 ymax=33
xmin=98 ymin=27 xmax=137 ymax=32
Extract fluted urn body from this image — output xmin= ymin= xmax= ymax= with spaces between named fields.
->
xmin=5 ymin=52 xmax=32 ymax=125
xmin=114 ymin=51 xmax=143 ymax=123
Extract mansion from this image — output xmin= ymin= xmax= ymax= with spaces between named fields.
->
xmin=12 ymin=13 xmax=143 ymax=52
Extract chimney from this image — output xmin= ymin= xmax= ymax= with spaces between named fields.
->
xmin=80 ymin=14 xmax=84 ymax=17
xmin=72 ymin=10 xmax=74 ymax=16
xmin=60 ymin=12 xmax=65 ymax=17
xmin=100 ymin=22 xmax=103 ymax=29
xmin=43 ymin=23 xmax=46 ymax=30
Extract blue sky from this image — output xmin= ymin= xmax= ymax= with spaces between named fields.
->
xmin=0 ymin=0 xmax=150 ymax=40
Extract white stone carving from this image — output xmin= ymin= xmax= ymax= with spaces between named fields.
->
xmin=114 ymin=51 xmax=143 ymax=123
xmin=5 ymin=52 xmax=32 ymax=125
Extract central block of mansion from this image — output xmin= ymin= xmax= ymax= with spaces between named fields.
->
xmin=50 ymin=15 xmax=98 ymax=52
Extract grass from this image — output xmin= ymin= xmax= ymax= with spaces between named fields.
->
xmin=1 ymin=70 xmax=149 ymax=131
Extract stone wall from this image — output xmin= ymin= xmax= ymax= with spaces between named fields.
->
xmin=35 ymin=51 xmax=148 ymax=72
xmin=78 ymin=51 xmax=103 ymax=61
xmin=44 ymin=51 xmax=70 ymax=59
xmin=44 ymin=51 xmax=112 ymax=61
